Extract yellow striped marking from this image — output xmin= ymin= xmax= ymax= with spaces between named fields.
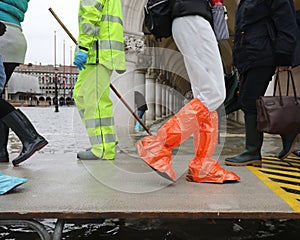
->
xmin=247 ymin=156 xmax=300 ymax=212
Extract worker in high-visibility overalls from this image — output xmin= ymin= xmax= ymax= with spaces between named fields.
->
xmin=73 ymin=0 xmax=126 ymax=160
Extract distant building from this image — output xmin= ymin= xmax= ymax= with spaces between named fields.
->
xmin=7 ymin=64 xmax=79 ymax=106
xmin=7 ymin=72 xmax=41 ymax=106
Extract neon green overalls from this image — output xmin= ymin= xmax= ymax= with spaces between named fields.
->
xmin=73 ymin=0 xmax=126 ymax=160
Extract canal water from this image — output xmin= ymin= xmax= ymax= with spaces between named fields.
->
xmin=1 ymin=218 xmax=300 ymax=239
xmin=1 ymin=107 xmax=300 ymax=239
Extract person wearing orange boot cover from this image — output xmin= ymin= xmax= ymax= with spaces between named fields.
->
xmin=135 ymin=0 xmax=240 ymax=183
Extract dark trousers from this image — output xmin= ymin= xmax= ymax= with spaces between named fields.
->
xmin=138 ymin=110 xmax=145 ymax=119
xmin=0 ymin=99 xmax=15 ymax=119
xmin=0 ymin=62 xmax=19 ymax=99
xmin=239 ymin=66 xmax=276 ymax=115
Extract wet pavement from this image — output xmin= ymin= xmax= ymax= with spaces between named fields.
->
xmin=6 ymin=106 xmax=295 ymax=159
xmin=1 ymin=106 xmax=300 ymax=239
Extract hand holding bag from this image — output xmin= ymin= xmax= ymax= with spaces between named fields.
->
xmin=256 ymin=70 xmax=300 ymax=134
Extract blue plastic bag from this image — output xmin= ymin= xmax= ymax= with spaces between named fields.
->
xmin=0 ymin=172 xmax=27 ymax=195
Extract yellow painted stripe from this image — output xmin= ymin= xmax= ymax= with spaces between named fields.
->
xmin=247 ymin=156 xmax=300 ymax=212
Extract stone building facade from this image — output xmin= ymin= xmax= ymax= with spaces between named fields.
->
xmin=13 ymin=64 xmax=79 ymax=106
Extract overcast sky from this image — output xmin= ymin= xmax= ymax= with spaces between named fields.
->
xmin=22 ymin=0 xmax=79 ymax=65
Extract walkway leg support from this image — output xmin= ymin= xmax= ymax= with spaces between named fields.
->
xmin=0 ymin=220 xmax=51 ymax=240
xmin=52 ymin=219 xmax=65 ymax=240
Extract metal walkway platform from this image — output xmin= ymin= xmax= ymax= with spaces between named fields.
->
xmin=0 ymin=120 xmax=300 ymax=239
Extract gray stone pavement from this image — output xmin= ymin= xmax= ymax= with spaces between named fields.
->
xmin=1 ymin=106 xmax=300 ymax=220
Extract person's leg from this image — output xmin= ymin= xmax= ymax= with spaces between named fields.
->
xmin=148 ymin=16 xmax=239 ymax=183
xmin=135 ymin=110 xmax=145 ymax=131
xmin=225 ymin=67 xmax=275 ymax=166
xmin=0 ymin=99 xmax=14 ymax=162
xmin=172 ymin=16 xmax=225 ymax=112
xmin=76 ymin=65 xmax=116 ymax=160
xmin=278 ymin=134 xmax=300 ymax=159
xmin=0 ymin=63 xmax=20 ymax=162
xmin=3 ymin=62 xmax=19 ymax=86
xmin=136 ymin=98 xmax=239 ymax=182
xmin=293 ymin=150 xmax=300 ymax=157
xmin=0 ymin=99 xmax=48 ymax=165
xmin=73 ymin=65 xmax=87 ymax=124
xmin=186 ymin=110 xmax=240 ymax=183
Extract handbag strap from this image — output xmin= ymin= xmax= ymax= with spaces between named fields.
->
xmin=273 ymin=69 xmax=299 ymax=105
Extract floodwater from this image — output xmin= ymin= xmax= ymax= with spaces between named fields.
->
xmin=1 ymin=106 xmax=300 ymax=239
xmin=1 ymin=218 xmax=300 ymax=239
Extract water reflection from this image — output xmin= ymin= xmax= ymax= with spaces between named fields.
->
xmin=1 ymin=219 xmax=300 ymax=239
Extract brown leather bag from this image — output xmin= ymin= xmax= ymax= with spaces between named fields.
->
xmin=256 ymin=70 xmax=300 ymax=134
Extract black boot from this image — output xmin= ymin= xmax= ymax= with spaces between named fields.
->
xmin=1 ymin=109 xmax=48 ymax=166
xmin=225 ymin=114 xmax=263 ymax=166
xmin=0 ymin=121 xmax=9 ymax=162
xmin=277 ymin=133 xmax=300 ymax=159
xmin=293 ymin=150 xmax=300 ymax=157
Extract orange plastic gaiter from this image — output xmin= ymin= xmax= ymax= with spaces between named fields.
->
xmin=135 ymin=98 xmax=204 ymax=181
xmin=186 ymin=111 xmax=240 ymax=183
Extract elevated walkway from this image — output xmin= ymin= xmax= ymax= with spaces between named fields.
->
xmin=0 ymin=119 xmax=300 ymax=239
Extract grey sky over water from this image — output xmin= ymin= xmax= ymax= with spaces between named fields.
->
xmin=22 ymin=0 xmax=78 ymax=65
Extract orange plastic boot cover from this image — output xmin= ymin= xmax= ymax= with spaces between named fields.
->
xmin=187 ymin=159 xmax=240 ymax=183
xmin=186 ymin=111 xmax=240 ymax=183
xmin=135 ymin=98 xmax=205 ymax=182
xmin=156 ymin=98 xmax=205 ymax=148
xmin=135 ymin=136 xmax=176 ymax=181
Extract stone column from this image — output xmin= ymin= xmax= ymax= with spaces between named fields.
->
xmin=112 ymin=33 xmax=145 ymax=137
xmin=169 ymin=88 xmax=174 ymax=115
xmin=161 ymin=83 xmax=166 ymax=117
xmin=155 ymin=78 xmax=162 ymax=119
xmin=165 ymin=85 xmax=170 ymax=116
xmin=134 ymin=69 xmax=146 ymax=96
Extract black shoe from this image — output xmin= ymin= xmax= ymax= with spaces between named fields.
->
xmin=225 ymin=114 xmax=263 ymax=167
xmin=292 ymin=150 xmax=300 ymax=157
xmin=1 ymin=109 xmax=48 ymax=166
xmin=277 ymin=133 xmax=300 ymax=160
xmin=225 ymin=152 xmax=262 ymax=167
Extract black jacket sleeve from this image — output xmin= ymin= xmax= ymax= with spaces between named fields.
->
xmin=271 ymin=0 xmax=297 ymax=66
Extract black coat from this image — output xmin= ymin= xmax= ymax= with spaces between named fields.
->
xmin=169 ymin=0 xmax=213 ymax=25
xmin=134 ymin=91 xmax=148 ymax=112
xmin=233 ymin=0 xmax=298 ymax=73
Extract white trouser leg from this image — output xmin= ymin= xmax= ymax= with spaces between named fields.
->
xmin=172 ymin=16 xmax=225 ymax=112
